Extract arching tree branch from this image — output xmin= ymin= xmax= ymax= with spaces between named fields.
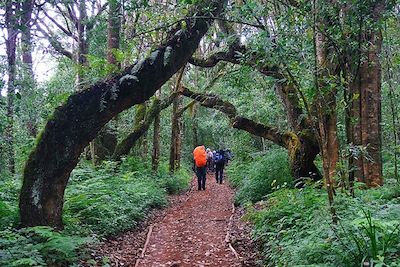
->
xmin=189 ymin=44 xmax=283 ymax=79
xmin=180 ymin=86 xmax=288 ymax=147
xmin=180 ymin=87 xmax=321 ymax=181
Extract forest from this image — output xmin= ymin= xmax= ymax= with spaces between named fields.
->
xmin=0 ymin=0 xmax=400 ymax=266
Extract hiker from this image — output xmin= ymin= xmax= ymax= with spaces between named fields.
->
xmin=206 ymin=148 xmax=214 ymax=172
xmin=193 ymin=145 xmax=207 ymax=190
xmin=214 ymin=149 xmax=225 ymax=184
xmin=224 ymin=149 xmax=234 ymax=165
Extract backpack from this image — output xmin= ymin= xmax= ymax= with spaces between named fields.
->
xmin=214 ymin=151 xmax=224 ymax=164
xmin=193 ymin=146 xmax=207 ymax=167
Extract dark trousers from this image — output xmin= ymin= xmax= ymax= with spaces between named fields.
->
xmin=196 ymin=166 xmax=207 ymax=190
xmin=215 ymin=164 xmax=224 ymax=184
xmin=207 ymin=160 xmax=214 ymax=172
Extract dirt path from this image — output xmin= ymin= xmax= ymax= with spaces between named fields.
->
xmin=138 ymin=173 xmax=239 ymax=267
xmin=93 ymin=173 xmax=261 ymax=267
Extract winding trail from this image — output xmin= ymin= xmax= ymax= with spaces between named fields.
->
xmin=138 ymin=173 xmax=240 ymax=267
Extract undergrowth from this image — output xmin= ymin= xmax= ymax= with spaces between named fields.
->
xmin=230 ymin=150 xmax=400 ymax=266
xmin=0 ymin=156 xmax=191 ymax=266
xmin=246 ymin=183 xmax=400 ymax=266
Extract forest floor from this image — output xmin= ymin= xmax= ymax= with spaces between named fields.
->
xmin=92 ymin=172 xmax=261 ymax=267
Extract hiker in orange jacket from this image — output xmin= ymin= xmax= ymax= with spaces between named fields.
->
xmin=193 ymin=145 xmax=207 ymax=190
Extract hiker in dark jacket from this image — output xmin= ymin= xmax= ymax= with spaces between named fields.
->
xmin=214 ymin=149 xmax=225 ymax=184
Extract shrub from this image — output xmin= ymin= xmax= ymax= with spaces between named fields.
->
xmin=0 ymin=227 xmax=91 ymax=267
xmin=227 ymin=148 xmax=293 ymax=204
xmin=0 ymin=178 xmax=21 ymax=230
xmin=155 ymin=162 xmax=192 ymax=194
xmin=64 ymin=162 xmax=168 ymax=236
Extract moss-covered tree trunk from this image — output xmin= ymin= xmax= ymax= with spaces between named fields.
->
xmin=19 ymin=0 xmax=225 ymax=228
xmin=112 ymin=94 xmax=175 ymax=161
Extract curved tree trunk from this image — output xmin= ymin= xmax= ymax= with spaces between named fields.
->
xmin=112 ymin=94 xmax=175 ymax=161
xmin=19 ymin=0 xmax=225 ymax=228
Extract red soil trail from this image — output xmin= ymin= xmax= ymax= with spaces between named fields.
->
xmin=138 ymin=173 xmax=240 ymax=267
xmin=93 ymin=172 xmax=261 ymax=267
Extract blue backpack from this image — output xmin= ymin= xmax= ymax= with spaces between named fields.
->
xmin=214 ymin=151 xmax=224 ymax=164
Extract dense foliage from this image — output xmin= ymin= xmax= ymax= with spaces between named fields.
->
xmin=228 ymin=157 xmax=400 ymax=266
xmin=1 ymin=0 xmax=400 ymax=265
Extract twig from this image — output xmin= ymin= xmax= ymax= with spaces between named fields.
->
xmin=229 ymin=243 xmax=240 ymax=259
xmin=225 ymin=203 xmax=239 ymax=259
xmin=134 ymin=225 xmax=154 ymax=267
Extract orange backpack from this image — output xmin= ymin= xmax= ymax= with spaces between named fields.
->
xmin=193 ymin=146 xmax=207 ymax=167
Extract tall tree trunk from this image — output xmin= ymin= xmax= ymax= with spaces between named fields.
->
xmin=21 ymin=0 xmax=37 ymax=137
xmin=169 ymin=94 xmax=183 ymax=173
xmin=5 ymin=0 xmax=19 ymax=175
xmin=349 ymin=31 xmax=383 ymax=187
xmin=192 ymin=103 xmax=199 ymax=148
xmin=134 ymin=103 xmax=147 ymax=156
xmin=76 ymin=0 xmax=88 ymax=89
xmin=169 ymin=69 xmax=185 ymax=173
xmin=152 ymin=90 xmax=162 ymax=172
xmin=314 ymin=0 xmax=339 ymax=222
xmin=107 ymin=0 xmax=121 ymax=67
xmin=19 ymin=0 xmax=225 ymax=228
xmin=90 ymin=0 xmax=122 ymax=165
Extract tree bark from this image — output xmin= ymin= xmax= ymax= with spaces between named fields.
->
xmin=135 ymin=103 xmax=147 ymax=156
xmin=313 ymin=0 xmax=340 ymax=223
xmin=19 ymin=0 xmax=225 ymax=228
xmin=192 ymin=103 xmax=199 ymax=148
xmin=349 ymin=29 xmax=383 ymax=187
xmin=169 ymin=94 xmax=183 ymax=173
